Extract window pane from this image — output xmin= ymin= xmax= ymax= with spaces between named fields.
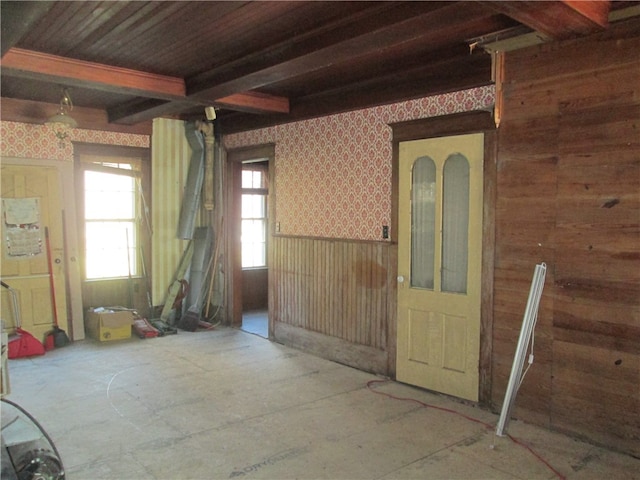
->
xmin=242 ymin=170 xmax=263 ymax=189
xmin=84 ymin=168 xmax=138 ymax=280
xmin=242 ymin=194 xmax=265 ymax=218
xmin=85 ymin=221 xmax=136 ymax=279
xmin=411 ymin=157 xmax=436 ymax=289
xmin=252 ymin=171 xmax=263 ymax=188
xmin=85 ymin=171 xmax=135 ymax=219
xmin=442 ymin=154 xmax=470 ymax=294
xmin=241 ymin=219 xmax=266 ymax=268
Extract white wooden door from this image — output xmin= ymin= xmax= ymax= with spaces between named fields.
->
xmin=1 ymin=165 xmax=68 ymax=342
xmin=396 ymin=133 xmax=483 ymax=401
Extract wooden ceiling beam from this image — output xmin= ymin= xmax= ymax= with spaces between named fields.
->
xmin=214 ymin=92 xmax=290 ymax=115
xmin=187 ymin=1 xmax=487 ymax=100
xmin=218 ymin=52 xmax=492 ymax=135
xmin=1 ymin=48 xmax=185 ymax=99
xmin=109 ymin=91 xmax=291 ymax=125
xmin=1 ymin=48 xmax=290 ymax=120
xmin=483 ymin=1 xmax=610 ymax=40
xmin=107 ymin=99 xmax=185 ymax=125
xmin=0 ymin=96 xmax=151 ymax=135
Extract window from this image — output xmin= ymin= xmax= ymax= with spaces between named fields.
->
xmin=81 ymin=156 xmax=143 ymax=279
xmin=410 ymin=153 xmax=470 ymax=293
xmin=241 ymin=165 xmax=268 ymax=268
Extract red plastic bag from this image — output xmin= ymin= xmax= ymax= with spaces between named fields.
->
xmin=8 ymin=328 xmax=45 ymax=359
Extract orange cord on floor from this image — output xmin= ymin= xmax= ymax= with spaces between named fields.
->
xmin=366 ymin=379 xmax=566 ymax=480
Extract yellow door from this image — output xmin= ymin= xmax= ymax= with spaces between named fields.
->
xmin=396 ymin=133 xmax=483 ymax=401
xmin=1 ymin=165 xmax=68 ymax=342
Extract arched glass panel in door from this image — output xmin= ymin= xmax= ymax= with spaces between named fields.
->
xmin=442 ymin=153 xmax=470 ymax=293
xmin=411 ymin=156 xmax=436 ymax=289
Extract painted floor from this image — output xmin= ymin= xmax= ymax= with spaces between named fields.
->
xmin=4 ymin=327 xmax=639 ymax=480
xmin=241 ymin=310 xmax=268 ymax=338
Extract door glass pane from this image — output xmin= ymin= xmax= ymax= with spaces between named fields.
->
xmin=411 ymin=157 xmax=436 ymax=289
xmin=442 ymin=154 xmax=470 ymax=293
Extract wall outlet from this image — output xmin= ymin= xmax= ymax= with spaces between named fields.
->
xmin=382 ymin=225 xmax=389 ymax=239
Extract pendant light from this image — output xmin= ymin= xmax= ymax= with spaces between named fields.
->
xmin=46 ymin=88 xmax=78 ymax=147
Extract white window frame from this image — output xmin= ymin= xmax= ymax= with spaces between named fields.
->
xmin=241 ymin=165 xmax=268 ymax=269
xmin=80 ymin=156 xmax=142 ymax=280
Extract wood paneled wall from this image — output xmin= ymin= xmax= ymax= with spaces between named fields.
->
xmin=494 ymin=18 xmax=640 ymax=455
xmin=271 ymin=236 xmax=395 ymax=374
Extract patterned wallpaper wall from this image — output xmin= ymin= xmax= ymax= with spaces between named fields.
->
xmin=0 ymin=122 xmax=150 ymax=161
xmin=225 ymin=86 xmax=495 ymax=241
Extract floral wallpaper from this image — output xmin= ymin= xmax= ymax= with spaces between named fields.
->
xmin=224 ymin=86 xmax=495 ymax=241
xmin=2 ymin=85 xmax=494 ymax=242
xmin=0 ymin=122 xmax=150 ymax=161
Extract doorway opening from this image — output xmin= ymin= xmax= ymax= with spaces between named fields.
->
xmin=225 ymin=144 xmax=275 ymax=339
xmin=240 ymin=160 xmax=269 ymax=338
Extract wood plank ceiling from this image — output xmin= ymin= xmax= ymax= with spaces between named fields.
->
xmin=1 ymin=1 xmax=636 ymax=134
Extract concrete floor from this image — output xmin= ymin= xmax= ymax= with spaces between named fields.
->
xmin=4 ymin=327 xmax=639 ymax=480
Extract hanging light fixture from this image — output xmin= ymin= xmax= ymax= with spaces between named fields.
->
xmin=46 ymin=88 xmax=78 ymax=147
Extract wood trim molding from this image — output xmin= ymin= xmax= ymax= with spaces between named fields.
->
xmin=227 ymin=143 xmax=276 ymax=163
xmin=389 ymin=110 xmax=496 ymax=143
xmin=274 ymin=321 xmax=389 ymax=375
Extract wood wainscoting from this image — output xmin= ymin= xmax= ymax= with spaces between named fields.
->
xmin=271 ymin=236 xmax=396 ymax=375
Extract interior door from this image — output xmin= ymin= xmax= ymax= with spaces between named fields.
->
xmin=396 ymin=133 xmax=483 ymax=401
xmin=1 ymin=165 xmax=68 ymax=342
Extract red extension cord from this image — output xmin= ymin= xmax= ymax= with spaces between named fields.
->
xmin=366 ymin=379 xmax=566 ymax=480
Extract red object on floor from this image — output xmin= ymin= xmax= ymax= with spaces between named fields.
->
xmin=133 ymin=317 xmax=159 ymax=338
xmin=8 ymin=328 xmax=46 ymax=359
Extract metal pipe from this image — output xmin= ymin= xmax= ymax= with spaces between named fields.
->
xmin=496 ymin=262 xmax=547 ymax=436
xmin=177 ymin=121 xmax=205 ymax=239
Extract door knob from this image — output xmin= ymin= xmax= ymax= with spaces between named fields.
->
xmin=397 ymin=275 xmax=405 ymax=283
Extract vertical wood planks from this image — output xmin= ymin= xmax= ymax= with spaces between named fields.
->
xmin=272 ymin=236 xmax=390 ymax=350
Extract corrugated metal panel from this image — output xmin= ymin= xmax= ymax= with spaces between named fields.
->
xmin=151 ymin=118 xmax=192 ymax=305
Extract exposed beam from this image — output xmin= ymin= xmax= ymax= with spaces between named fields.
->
xmin=187 ymin=1 xmax=476 ymax=100
xmin=483 ymin=1 xmax=610 ymax=40
xmin=0 ymin=1 xmax=54 ymax=57
xmin=214 ymin=92 xmax=289 ymax=115
xmin=109 ymin=91 xmax=291 ymax=125
xmin=0 ymin=97 xmax=151 ymax=135
xmin=1 ymin=48 xmax=186 ymax=99
xmin=1 ymin=48 xmax=290 ymax=121
xmin=218 ymin=52 xmax=492 ymax=135
xmin=563 ymin=1 xmax=610 ymax=28
xmin=107 ymin=99 xmax=184 ymax=125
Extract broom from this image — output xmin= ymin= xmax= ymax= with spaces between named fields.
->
xmin=44 ymin=227 xmax=70 ymax=349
